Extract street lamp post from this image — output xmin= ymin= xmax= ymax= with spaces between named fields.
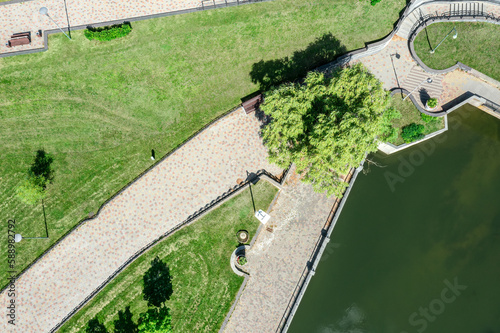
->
xmin=246 ymin=171 xmax=256 ymax=213
xmin=430 ymin=27 xmax=457 ymax=54
xmin=39 ymin=7 xmax=71 ymax=40
xmin=390 ymin=53 xmax=401 ymax=90
xmin=14 ymin=234 xmax=48 ymax=242
xmin=403 ymin=78 xmax=433 ymax=101
xmin=14 ymin=199 xmax=50 ymax=243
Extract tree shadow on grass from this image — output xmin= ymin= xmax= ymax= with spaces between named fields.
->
xmin=143 ymin=256 xmax=173 ymax=308
xmin=30 ymin=149 xmax=54 ymax=187
xmin=249 ymin=33 xmax=347 ymax=91
xmin=113 ymin=306 xmax=137 ymax=333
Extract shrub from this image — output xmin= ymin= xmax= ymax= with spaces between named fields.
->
xmin=237 ymin=256 xmax=247 ymax=265
xmin=379 ymin=107 xmax=402 ymax=143
xmin=84 ymin=23 xmax=132 ymax=41
xmin=370 ymin=0 xmax=382 ymax=5
xmin=426 ymin=98 xmax=438 ymax=108
xmin=420 ymin=113 xmax=437 ymax=123
xmin=401 ymin=123 xmax=425 ymax=143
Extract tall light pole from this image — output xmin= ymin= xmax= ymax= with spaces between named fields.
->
xmin=430 ymin=27 xmax=457 ymax=54
xmin=246 ymin=171 xmax=256 ymax=213
xmin=39 ymin=7 xmax=71 ymax=40
xmin=14 ymin=199 xmax=50 ymax=243
xmin=390 ymin=53 xmax=401 ymax=91
xmin=403 ymin=78 xmax=433 ymax=101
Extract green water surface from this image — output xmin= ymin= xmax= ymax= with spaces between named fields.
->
xmin=289 ymin=105 xmax=500 ymax=333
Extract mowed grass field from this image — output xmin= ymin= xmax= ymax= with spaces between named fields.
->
xmin=0 ymin=0 xmax=406 ymax=287
xmin=58 ymin=181 xmax=278 ymax=333
xmin=389 ymin=94 xmax=445 ymax=145
xmin=414 ymin=22 xmax=500 ymax=81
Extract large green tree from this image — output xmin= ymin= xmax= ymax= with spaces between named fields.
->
xmin=261 ymin=64 xmax=395 ymax=197
xmin=138 ymin=307 xmax=172 ymax=333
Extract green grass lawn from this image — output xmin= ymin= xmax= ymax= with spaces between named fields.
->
xmin=58 ymin=180 xmax=278 ymax=332
xmin=0 ymin=0 xmax=406 ymax=287
xmin=414 ymin=22 xmax=500 ymax=81
xmin=388 ymin=93 xmax=445 ymax=145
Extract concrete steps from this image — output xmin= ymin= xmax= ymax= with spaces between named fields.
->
xmin=397 ymin=7 xmax=430 ymax=39
xmin=401 ymin=66 xmax=444 ymax=107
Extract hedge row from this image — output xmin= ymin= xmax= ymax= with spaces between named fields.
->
xmin=84 ymin=22 xmax=132 ymax=41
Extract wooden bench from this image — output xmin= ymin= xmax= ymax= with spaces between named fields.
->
xmin=6 ymin=32 xmax=31 ymax=48
xmin=241 ymin=94 xmax=263 ymax=114
xmin=11 ymin=32 xmax=30 ymax=39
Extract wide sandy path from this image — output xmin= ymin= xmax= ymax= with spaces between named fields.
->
xmin=0 ymin=108 xmax=282 ymax=332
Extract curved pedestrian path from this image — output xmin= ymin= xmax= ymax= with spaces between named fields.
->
xmin=0 ymin=108 xmax=282 ymax=332
xmin=358 ymin=0 xmax=500 ymax=114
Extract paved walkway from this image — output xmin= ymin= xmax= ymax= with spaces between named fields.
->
xmin=360 ymin=1 xmax=500 ymax=113
xmin=359 ymin=35 xmax=446 ymax=110
xmin=223 ymin=166 xmax=335 ymax=333
xmin=0 ymin=108 xmax=282 ymax=332
xmin=0 ymin=0 xmax=204 ymax=55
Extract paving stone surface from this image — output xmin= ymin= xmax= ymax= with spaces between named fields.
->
xmin=0 ymin=0 xmax=200 ymax=55
xmin=223 ymin=167 xmax=335 ymax=333
xmin=359 ymin=35 xmax=445 ymax=110
xmin=0 ymin=108 xmax=282 ymax=333
xmin=360 ymin=20 xmax=500 ymax=113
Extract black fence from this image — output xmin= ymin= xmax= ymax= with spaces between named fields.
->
xmin=408 ymin=8 xmax=500 ymax=42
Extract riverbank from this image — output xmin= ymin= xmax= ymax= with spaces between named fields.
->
xmin=287 ymin=104 xmax=500 ymax=333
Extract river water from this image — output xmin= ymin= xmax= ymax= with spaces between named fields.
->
xmin=288 ymin=105 xmax=500 ymax=333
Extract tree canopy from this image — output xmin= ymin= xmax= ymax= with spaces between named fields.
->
xmin=138 ymin=307 xmax=172 ymax=333
xmin=15 ymin=177 xmax=46 ymax=205
xmin=16 ymin=150 xmax=54 ymax=205
xmin=261 ymin=64 xmax=396 ymax=197
xmin=143 ymin=257 xmax=173 ymax=307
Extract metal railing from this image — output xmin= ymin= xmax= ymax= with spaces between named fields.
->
xmin=408 ymin=8 xmax=500 ymax=41
xmin=484 ymin=98 xmax=500 ymax=114
xmin=49 ymin=165 xmax=291 ymax=333
xmin=275 ymin=167 xmax=358 ymax=333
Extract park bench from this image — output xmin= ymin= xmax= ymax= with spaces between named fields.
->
xmin=241 ymin=94 xmax=262 ymax=114
xmin=7 ymin=32 xmax=31 ymax=47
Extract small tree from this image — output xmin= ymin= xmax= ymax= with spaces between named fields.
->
xmin=261 ymin=64 xmax=395 ymax=198
xmin=114 ymin=306 xmax=138 ymax=333
xmin=16 ymin=150 xmax=54 ymax=205
xmin=86 ymin=317 xmax=108 ymax=333
xmin=16 ymin=177 xmax=46 ymax=205
xmin=143 ymin=257 xmax=173 ymax=307
xmin=138 ymin=307 xmax=172 ymax=333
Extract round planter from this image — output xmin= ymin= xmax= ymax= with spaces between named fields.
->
xmin=230 ymin=245 xmax=250 ymax=276
xmin=425 ymin=100 xmax=438 ymax=111
xmin=236 ymin=255 xmax=247 ymax=266
xmin=236 ymin=230 xmax=249 ymax=243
